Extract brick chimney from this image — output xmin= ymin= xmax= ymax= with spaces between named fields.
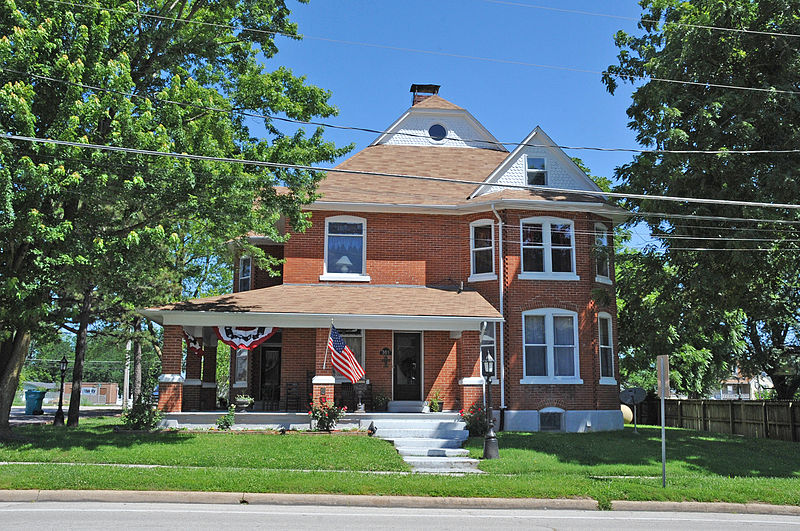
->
xmin=410 ymin=84 xmax=440 ymax=105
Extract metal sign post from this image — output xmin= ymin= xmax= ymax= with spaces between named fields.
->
xmin=619 ymin=387 xmax=646 ymax=435
xmin=657 ymin=355 xmax=669 ymax=489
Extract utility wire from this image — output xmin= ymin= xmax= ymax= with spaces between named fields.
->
xmin=483 ymin=0 xmax=800 ymax=39
xmin=6 ymin=65 xmax=800 ymax=156
xmin=8 ymin=133 xmax=800 ymax=212
xmin=40 ymin=0 xmax=800 ymax=97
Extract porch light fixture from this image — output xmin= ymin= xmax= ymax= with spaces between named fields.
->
xmin=54 ymin=355 xmax=68 ymax=426
xmin=481 ymin=326 xmax=499 ymax=459
xmin=335 ymin=255 xmax=353 ymax=273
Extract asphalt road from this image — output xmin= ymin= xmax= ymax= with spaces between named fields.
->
xmin=1 ymin=502 xmax=799 ymax=530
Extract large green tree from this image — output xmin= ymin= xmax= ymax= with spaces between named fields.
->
xmin=0 ymin=0 xmax=349 ymax=434
xmin=605 ymin=0 xmax=800 ymax=398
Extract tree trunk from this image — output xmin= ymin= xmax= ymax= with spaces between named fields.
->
xmin=0 ymin=329 xmax=32 ymax=438
xmin=66 ymin=291 xmax=93 ymax=427
xmin=132 ymin=316 xmax=143 ymax=403
xmin=771 ymin=373 xmax=800 ymax=400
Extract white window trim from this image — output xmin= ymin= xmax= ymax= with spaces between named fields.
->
xmin=459 ymin=376 xmax=499 ymax=385
xmin=594 ymin=223 xmax=612 ymax=284
xmin=598 ymin=312 xmax=616 ymax=385
xmin=518 ymin=217 xmax=579 ymax=281
xmin=525 ymin=154 xmax=547 ymax=186
xmin=321 ymin=215 xmax=371 ymax=282
xmin=238 ymin=256 xmax=251 ymax=291
xmin=520 ymin=308 xmax=583 ymax=385
xmin=468 ymin=219 xmax=497 ymax=282
xmin=333 ymin=329 xmax=366 ymax=384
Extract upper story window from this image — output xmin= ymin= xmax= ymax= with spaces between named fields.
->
xmin=238 ymin=256 xmax=251 ymax=291
xmin=521 ymin=308 xmax=582 ymax=384
xmin=519 ymin=217 xmax=579 ymax=281
xmin=321 ymin=216 xmax=370 ymax=282
xmin=595 ymin=223 xmax=611 ymax=283
xmin=526 ymin=156 xmax=547 ymax=186
xmin=598 ymin=312 xmax=616 ymax=385
xmin=469 ymin=220 xmax=496 ymax=282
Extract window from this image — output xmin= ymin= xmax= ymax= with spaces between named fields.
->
xmin=539 ymin=410 xmax=564 ymax=431
xmin=238 ymin=256 xmax=251 ymax=291
xmin=595 ymin=223 xmax=611 ymax=283
xmin=520 ymin=217 xmax=578 ymax=280
xmin=522 ymin=309 xmax=582 ymax=384
xmin=481 ymin=323 xmax=497 ymax=383
xmin=335 ymin=329 xmax=365 ymax=382
xmin=469 ymin=220 xmax=496 ymax=281
xmin=235 ymin=349 xmax=248 ymax=384
xmin=526 ymin=156 xmax=547 ymax=186
xmin=322 ymin=216 xmax=370 ymax=281
xmin=598 ymin=313 xmax=615 ymax=384
xmin=428 ymin=123 xmax=447 ymax=141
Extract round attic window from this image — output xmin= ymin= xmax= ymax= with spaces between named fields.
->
xmin=428 ymin=123 xmax=447 ymax=142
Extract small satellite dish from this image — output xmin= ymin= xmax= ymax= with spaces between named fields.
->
xmin=620 ymin=387 xmax=647 ymax=405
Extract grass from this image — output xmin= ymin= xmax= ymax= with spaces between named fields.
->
xmin=1 ymin=419 xmax=799 ymax=507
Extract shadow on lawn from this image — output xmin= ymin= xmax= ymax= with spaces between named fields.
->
xmin=497 ymin=426 xmax=800 ymax=478
xmin=1 ymin=418 xmax=193 ymax=452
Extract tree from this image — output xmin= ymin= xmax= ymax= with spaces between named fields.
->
xmin=0 ymin=0 xmax=350 ymax=435
xmin=605 ymin=0 xmax=800 ymax=398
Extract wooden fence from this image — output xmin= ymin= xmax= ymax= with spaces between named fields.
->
xmin=637 ymin=399 xmax=799 ymax=442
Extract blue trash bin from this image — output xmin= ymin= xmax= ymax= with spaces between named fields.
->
xmin=25 ymin=390 xmax=46 ymax=415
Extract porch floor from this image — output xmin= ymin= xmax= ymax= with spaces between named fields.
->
xmin=162 ymin=411 xmax=461 ymax=430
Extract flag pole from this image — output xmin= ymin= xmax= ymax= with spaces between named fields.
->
xmin=322 ymin=319 xmax=333 ymax=370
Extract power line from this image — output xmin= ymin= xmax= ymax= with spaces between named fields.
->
xmin=40 ymin=0 xmax=800 ymax=97
xmin=8 ymin=133 xmax=800 ymax=212
xmin=8 ymin=65 xmax=800 ymax=156
xmin=483 ymin=0 xmax=800 ymax=39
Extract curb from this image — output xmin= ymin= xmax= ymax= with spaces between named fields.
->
xmin=0 ymin=490 xmax=597 ymax=510
xmin=0 ymin=491 xmax=798 ymax=515
xmin=611 ymin=500 xmax=800 ymax=516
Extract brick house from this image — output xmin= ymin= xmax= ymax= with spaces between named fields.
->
xmin=142 ymin=84 xmax=626 ymax=432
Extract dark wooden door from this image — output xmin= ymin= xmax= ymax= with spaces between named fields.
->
xmin=259 ymin=346 xmax=281 ymax=410
xmin=394 ymin=333 xmax=421 ymax=401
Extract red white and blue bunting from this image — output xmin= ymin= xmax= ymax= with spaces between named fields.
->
xmin=182 ymin=329 xmax=204 ymax=358
xmin=215 ymin=326 xmax=277 ymax=351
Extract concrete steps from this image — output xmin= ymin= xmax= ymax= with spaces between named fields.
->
xmin=387 ymin=401 xmax=428 ymax=413
xmin=369 ymin=413 xmax=480 ymax=474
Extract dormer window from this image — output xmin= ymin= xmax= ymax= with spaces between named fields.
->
xmin=428 ymin=124 xmax=447 ymax=142
xmin=238 ymin=256 xmax=251 ymax=291
xmin=321 ymin=215 xmax=371 ymax=282
xmin=526 ymin=156 xmax=547 ymax=186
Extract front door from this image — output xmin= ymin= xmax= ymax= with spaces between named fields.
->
xmin=259 ymin=346 xmax=281 ymax=410
xmin=394 ymin=332 xmax=421 ymax=401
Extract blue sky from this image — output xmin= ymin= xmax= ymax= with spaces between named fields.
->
xmin=268 ymin=0 xmax=645 ymax=184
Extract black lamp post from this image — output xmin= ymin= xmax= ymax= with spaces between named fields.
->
xmin=482 ymin=350 xmax=499 ymax=459
xmin=53 ymin=355 xmax=68 ymax=426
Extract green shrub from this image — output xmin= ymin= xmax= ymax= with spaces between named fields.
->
xmin=429 ymin=389 xmax=442 ymax=412
xmin=372 ymin=392 xmax=389 ymax=412
xmin=216 ymin=405 xmax=236 ymax=430
xmin=121 ymin=395 xmax=163 ymax=430
xmin=459 ymin=402 xmax=488 ymax=437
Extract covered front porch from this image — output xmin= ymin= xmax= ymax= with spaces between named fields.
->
xmin=141 ymin=284 xmax=504 ymax=414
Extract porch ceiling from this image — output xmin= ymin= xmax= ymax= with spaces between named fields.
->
xmin=140 ymin=283 xmax=503 ymax=331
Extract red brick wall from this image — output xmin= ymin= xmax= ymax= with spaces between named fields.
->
xmin=159 ymin=325 xmax=183 ymax=412
xmin=225 ymin=208 xmax=619 ymax=414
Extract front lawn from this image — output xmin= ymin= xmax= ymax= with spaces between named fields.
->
xmin=1 ymin=419 xmax=799 ymax=507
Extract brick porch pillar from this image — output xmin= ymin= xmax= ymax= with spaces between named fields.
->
xmin=200 ymin=331 xmax=218 ymax=410
xmin=158 ymin=325 xmax=184 ymax=412
xmin=311 ymin=327 xmax=335 ymax=406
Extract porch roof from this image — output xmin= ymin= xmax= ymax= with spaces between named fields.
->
xmin=140 ymin=284 xmax=504 ymax=331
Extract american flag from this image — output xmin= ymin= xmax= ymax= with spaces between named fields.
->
xmin=328 ymin=325 xmax=365 ymax=383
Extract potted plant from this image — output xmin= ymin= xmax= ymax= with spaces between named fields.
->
xmin=234 ymin=394 xmax=254 ymax=411
xmin=429 ymin=389 xmax=443 ymax=412
xmin=372 ymin=392 xmax=390 ymax=412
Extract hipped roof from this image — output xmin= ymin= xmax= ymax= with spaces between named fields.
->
xmin=141 ymin=284 xmax=503 ymax=331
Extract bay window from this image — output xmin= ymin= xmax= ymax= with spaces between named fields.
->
xmin=520 ymin=217 xmax=578 ymax=280
xmin=521 ymin=308 xmax=582 ymax=384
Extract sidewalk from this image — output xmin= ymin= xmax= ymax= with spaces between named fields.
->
xmin=9 ymin=405 xmax=122 ymax=426
xmin=0 ymin=490 xmax=799 ymax=515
